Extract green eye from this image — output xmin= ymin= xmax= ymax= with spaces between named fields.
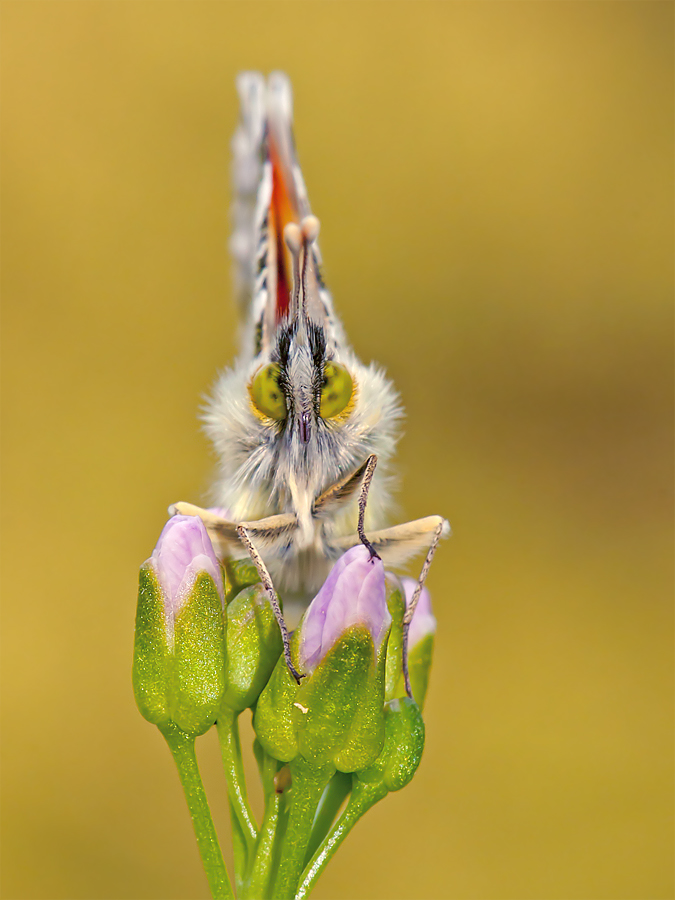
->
xmin=320 ymin=362 xmax=354 ymax=419
xmin=250 ymin=364 xmax=287 ymax=420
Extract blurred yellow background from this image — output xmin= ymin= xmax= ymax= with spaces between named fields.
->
xmin=1 ymin=2 xmax=672 ymax=899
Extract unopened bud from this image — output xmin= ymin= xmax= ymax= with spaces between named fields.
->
xmin=400 ymin=577 xmax=436 ymax=708
xmin=355 ymin=697 xmax=425 ymax=794
xmin=132 ymin=516 xmax=226 ymax=736
xmin=254 ymin=545 xmax=391 ymax=772
xmin=221 ymin=583 xmax=283 ymax=712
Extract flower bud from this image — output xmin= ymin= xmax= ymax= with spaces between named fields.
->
xmin=222 ymin=558 xmax=260 ymax=603
xmin=355 ymin=697 xmax=425 ymax=795
xmin=400 ymin=577 xmax=436 ymax=709
xmin=254 ymin=545 xmax=392 ymax=772
xmin=300 ymin=545 xmax=391 ymax=673
xmin=132 ymin=515 xmax=226 ymax=736
xmin=384 ymin=575 xmax=406 ymax=701
xmin=221 ymin=583 xmax=283 ymax=712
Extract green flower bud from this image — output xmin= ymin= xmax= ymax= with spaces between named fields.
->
xmin=223 ymin=557 xmax=260 ymax=602
xmin=355 ymin=697 xmax=425 ymax=794
xmin=384 ymin=575 xmax=406 ymax=701
xmin=389 ymin=577 xmax=436 ymax=709
xmin=132 ymin=515 xmax=226 ymax=736
xmin=254 ymin=546 xmax=391 ymax=772
xmin=221 ymin=583 xmax=283 ymax=712
xmin=405 ymin=633 xmax=434 ymax=711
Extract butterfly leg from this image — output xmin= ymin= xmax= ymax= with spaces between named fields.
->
xmin=356 ymin=454 xmax=379 ymax=559
xmin=401 ymin=518 xmax=446 ymax=700
xmin=236 ymin=524 xmax=303 ymax=684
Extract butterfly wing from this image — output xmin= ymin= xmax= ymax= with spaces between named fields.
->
xmin=232 ymin=72 xmax=340 ymax=360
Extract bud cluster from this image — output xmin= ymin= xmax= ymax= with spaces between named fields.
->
xmin=132 ymin=514 xmax=438 ymax=899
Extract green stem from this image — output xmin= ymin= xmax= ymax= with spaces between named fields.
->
xmin=217 ymin=711 xmax=258 ymax=849
xmin=230 ymin=810 xmax=248 ymax=896
xmin=303 ymin=771 xmax=352 ymax=867
xmin=296 ymin=782 xmax=388 ymax=900
xmin=274 ymin=758 xmax=335 ymax=900
xmin=161 ymin=725 xmax=234 ymax=900
xmin=266 ymin=785 xmax=291 ymax=899
xmin=243 ymin=753 xmax=284 ymax=899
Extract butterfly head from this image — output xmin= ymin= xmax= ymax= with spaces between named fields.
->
xmin=247 ymin=218 xmax=355 ymax=447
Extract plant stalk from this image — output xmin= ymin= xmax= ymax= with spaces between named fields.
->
xmin=243 ymin=752 xmax=285 ymax=899
xmin=273 ymin=757 xmax=335 ymax=899
xmin=303 ymin=771 xmax=352 ymax=867
xmin=161 ymin=725 xmax=234 ymax=900
xmin=216 ymin=711 xmax=258 ymax=852
xmin=296 ymin=781 xmax=388 ymax=900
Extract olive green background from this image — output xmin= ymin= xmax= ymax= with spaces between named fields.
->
xmin=2 ymin=2 xmax=672 ymax=899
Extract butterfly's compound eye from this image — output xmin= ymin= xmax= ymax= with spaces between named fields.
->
xmin=250 ymin=364 xmax=287 ymax=420
xmin=320 ymin=362 xmax=354 ymax=419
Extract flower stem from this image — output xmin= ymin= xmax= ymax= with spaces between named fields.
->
xmin=296 ymin=781 xmax=388 ymax=900
xmin=229 ymin=810 xmax=248 ymax=896
xmin=303 ymin=771 xmax=352 ymax=867
xmin=161 ymin=725 xmax=234 ymax=900
xmin=216 ymin=711 xmax=258 ymax=855
xmin=274 ymin=757 xmax=335 ymax=900
xmin=243 ymin=752 xmax=284 ymax=899
xmin=266 ymin=784 xmax=291 ymax=898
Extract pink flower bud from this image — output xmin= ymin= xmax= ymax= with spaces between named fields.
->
xmin=148 ymin=515 xmax=224 ymax=639
xmin=134 ymin=515 xmax=226 ymax=733
xmin=300 ymin=545 xmax=391 ymax=674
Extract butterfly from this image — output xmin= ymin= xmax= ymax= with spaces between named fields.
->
xmin=171 ymin=72 xmax=449 ymax=683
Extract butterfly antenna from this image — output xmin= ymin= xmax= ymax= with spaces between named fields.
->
xmin=300 ymin=215 xmax=320 ymax=328
xmin=283 ymin=222 xmax=302 ymax=320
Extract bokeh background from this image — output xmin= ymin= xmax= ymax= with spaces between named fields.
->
xmin=2 ymin=2 xmax=672 ymax=899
